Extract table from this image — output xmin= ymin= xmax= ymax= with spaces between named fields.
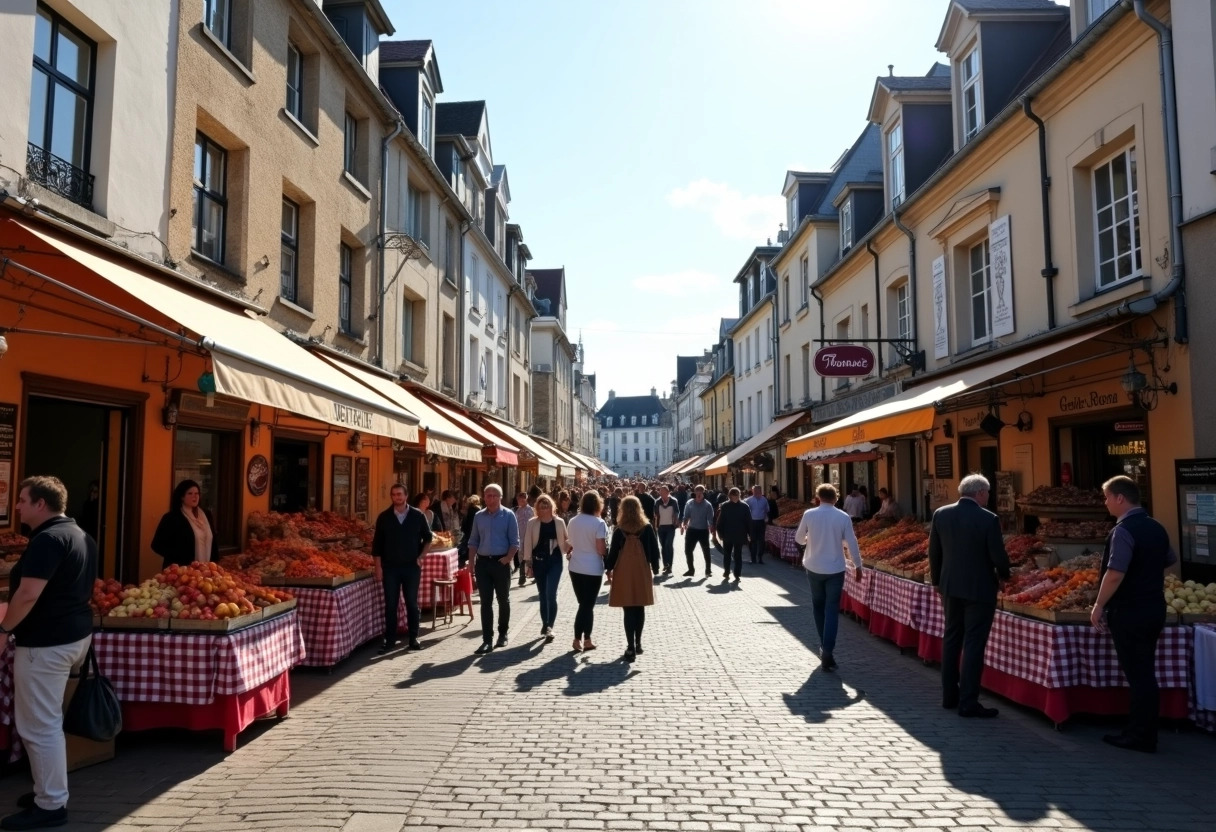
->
xmin=765 ymin=525 xmax=802 ymax=564
xmin=1192 ymin=624 xmax=1216 ymax=732
xmin=866 ymin=569 xmax=921 ymax=649
xmin=94 ymin=611 xmax=304 ymax=751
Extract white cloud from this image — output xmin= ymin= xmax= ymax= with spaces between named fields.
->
xmin=666 ymin=179 xmax=785 ymax=243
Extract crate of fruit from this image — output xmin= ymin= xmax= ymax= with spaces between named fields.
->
xmin=101 ymin=615 xmax=170 ymax=631
xmin=169 ymin=609 xmax=264 ymax=633
xmin=260 ymin=569 xmax=373 ymax=588
xmin=259 ymin=598 xmax=298 ymax=619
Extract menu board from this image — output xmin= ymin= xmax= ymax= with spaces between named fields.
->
xmin=0 ymin=403 xmax=16 ymax=527
xmin=934 ymin=444 xmax=954 ymax=480
xmin=354 ymin=457 xmax=369 ymax=522
xmin=1177 ymin=459 xmax=1216 ymax=565
xmin=331 ymin=455 xmax=352 ymax=516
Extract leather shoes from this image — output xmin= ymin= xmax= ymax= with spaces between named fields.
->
xmin=958 ymin=705 xmax=999 ymax=718
xmin=821 ymin=652 xmax=838 ymax=671
xmin=1103 ymin=733 xmax=1156 ymax=753
xmin=942 ymin=698 xmax=959 ymax=710
xmin=474 ymin=642 xmax=493 ymax=655
xmin=495 ymin=634 xmax=508 ymax=648
xmin=14 ymin=796 xmax=33 ymax=811
xmin=408 ymin=639 xmax=422 ymax=651
xmin=0 ymin=805 xmax=68 ymax=830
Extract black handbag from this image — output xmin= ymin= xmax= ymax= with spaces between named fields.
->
xmin=63 ymin=645 xmax=122 ymax=742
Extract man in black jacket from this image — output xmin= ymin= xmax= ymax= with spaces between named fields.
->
xmin=372 ymin=484 xmax=433 ymax=654
xmin=716 ymin=487 xmax=752 ymax=582
xmin=929 ymin=473 xmax=1011 ymax=718
xmin=634 ymin=481 xmax=656 ymax=527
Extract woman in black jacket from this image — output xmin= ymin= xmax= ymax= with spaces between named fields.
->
xmin=151 ymin=479 xmax=219 ymax=569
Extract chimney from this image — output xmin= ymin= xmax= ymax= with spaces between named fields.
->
xmin=650 ymin=387 xmax=656 ymax=396
xmin=608 ymin=389 xmax=616 ymax=400
xmin=888 ymin=64 xmax=894 ymax=77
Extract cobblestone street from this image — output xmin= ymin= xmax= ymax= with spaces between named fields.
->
xmin=9 ymin=535 xmax=1212 ymax=832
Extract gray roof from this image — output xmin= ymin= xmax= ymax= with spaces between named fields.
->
xmin=718 ymin=318 xmax=738 ymax=340
xmin=491 ymin=164 xmax=506 ymax=187
xmin=596 ymin=395 xmax=664 ymax=423
xmin=530 ymin=269 xmax=564 ymax=308
xmin=880 ymin=63 xmax=952 ymax=92
xmin=811 ymin=123 xmax=884 ymax=215
xmin=954 ymin=0 xmax=1064 ymax=10
xmin=380 ymin=40 xmax=431 ymax=63
xmin=436 ymin=101 xmax=485 ymax=138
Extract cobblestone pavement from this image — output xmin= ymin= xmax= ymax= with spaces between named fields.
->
xmin=4 ymin=532 xmax=1212 ymax=832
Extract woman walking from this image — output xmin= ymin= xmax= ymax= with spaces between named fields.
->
xmin=605 ymin=496 xmax=660 ymax=662
xmin=521 ymin=494 xmax=568 ymax=642
xmin=566 ymin=491 xmax=608 ymax=652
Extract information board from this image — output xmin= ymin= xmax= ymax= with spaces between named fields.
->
xmin=1176 ymin=459 xmax=1216 ymax=566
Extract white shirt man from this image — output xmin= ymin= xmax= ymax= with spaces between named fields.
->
xmin=793 ymin=484 xmax=862 ymax=671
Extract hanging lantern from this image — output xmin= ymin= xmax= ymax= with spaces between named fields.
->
xmin=197 ymin=370 xmax=217 ymax=407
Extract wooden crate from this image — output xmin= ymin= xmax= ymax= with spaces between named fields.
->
xmin=1001 ymin=600 xmax=1055 ymax=623
xmin=1181 ymin=612 xmax=1216 ymax=625
xmin=260 ymin=570 xmax=373 ymax=588
xmin=100 ymin=616 xmax=170 ymax=631
xmin=258 ymin=598 xmax=298 ymax=618
xmin=169 ymin=610 xmax=263 ymax=633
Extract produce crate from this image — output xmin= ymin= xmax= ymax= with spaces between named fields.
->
xmin=259 ymin=598 xmax=298 ymax=618
xmin=260 ymin=569 xmax=373 ymax=588
xmin=169 ymin=610 xmax=264 ymax=633
xmin=1001 ymin=600 xmax=1055 ymax=623
xmin=1181 ymin=612 xmax=1216 ymax=625
xmin=1018 ymin=503 xmax=1108 ymax=518
xmin=1044 ymin=610 xmax=1093 ymax=624
xmin=100 ymin=616 xmax=170 ymax=631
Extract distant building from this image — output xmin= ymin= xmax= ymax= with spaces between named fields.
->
xmin=597 ymin=389 xmax=672 ymax=478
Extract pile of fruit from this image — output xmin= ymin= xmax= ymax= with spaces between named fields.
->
xmin=219 ymin=537 xmax=373 ymax=582
xmin=91 ymin=562 xmax=293 ymax=620
xmin=772 ymin=499 xmax=813 ymax=528
xmin=1038 ymin=519 xmax=1113 ymax=540
xmin=428 ymin=530 xmax=455 ymax=551
xmin=1005 ymin=535 xmax=1052 ymax=567
xmin=0 ymin=532 xmax=28 ymax=549
xmin=857 ymin=518 xmax=930 ymax=576
xmin=248 ymin=510 xmax=372 ymax=547
xmin=1020 ymin=485 xmax=1105 ymax=507
xmin=1165 ymin=575 xmax=1216 ymax=617
xmin=1000 ymin=557 xmax=1100 ymax=611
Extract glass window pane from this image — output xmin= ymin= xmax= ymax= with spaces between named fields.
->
xmin=205 ymin=143 xmax=224 ymax=193
xmin=1117 ymin=254 xmax=1132 ymax=280
xmin=1098 ymin=227 xmax=1114 ymax=263
xmin=280 ymin=247 xmax=296 ymax=296
xmin=1111 ymin=155 xmax=1129 ymax=200
xmin=201 ymin=196 xmax=223 ymax=261
xmin=972 ymin=296 xmax=987 ymax=339
xmin=50 ymin=85 xmax=87 ymax=168
xmin=28 ymin=69 xmax=48 ymax=148
xmin=34 ymin=9 xmax=52 ymax=61
xmin=1095 ymin=165 xmax=1112 ymax=207
xmin=281 ymin=200 xmax=296 ymax=238
xmin=1115 ymin=221 xmax=1131 ymax=257
xmin=55 ymin=26 xmax=91 ymax=87
xmin=1098 ymin=206 xmax=1113 ymax=233
xmin=1100 ymin=260 xmax=1116 ymax=287
xmin=193 ymin=137 xmax=204 ymax=185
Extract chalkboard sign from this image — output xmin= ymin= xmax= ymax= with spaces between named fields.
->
xmin=331 ymin=455 xmax=352 ymax=516
xmin=934 ymin=444 xmax=954 ymax=480
xmin=354 ymin=457 xmax=369 ymax=522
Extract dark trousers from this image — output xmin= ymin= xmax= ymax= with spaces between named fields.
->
xmin=1108 ymin=604 xmax=1166 ymax=742
xmin=474 ymin=556 xmax=511 ymax=639
xmin=941 ymin=595 xmax=996 ymax=710
xmin=806 ymin=570 xmax=845 ymax=654
xmin=684 ymin=528 xmax=712 ymax=572
xmin=569 ymin=572 xmax=603 ymax=639
xmin=382 ymin=565 xmax=421 ymax=643
xmin=532 ymin=555 xmax=563 ymax=630
xmin=623 ymin=606 xmax=646 ymax=648
xmin=721 ymin=538 xmax=745 ymax=578
xmin=657 ymin=525 xmax=676 ymax=570
xmin=749 ymin=520 xmax=767 ymax=562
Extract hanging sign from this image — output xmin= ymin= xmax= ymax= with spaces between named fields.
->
xmin=989 ymin=214 xmax=1015 ymax=338
xmin=932 ymin=256 xmax=949 ymax=359
xmin=814 ymin=345 xmax=875 ymax=377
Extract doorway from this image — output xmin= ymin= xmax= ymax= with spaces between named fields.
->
xmin=962 ymin=434 xmax=999 ymax=511
xmin=272 ymin=438 xmax=320 ymax=512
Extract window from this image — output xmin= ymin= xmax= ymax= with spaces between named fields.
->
xmin=343 ymin=112 xmax=358 ymax=176
xmin=27 ymin=5 xmax=96 ymax=208
xmin=406 ymin=184 xmax=422 ymax=240
xmin=441 ymin=314 xmax=455 ymax=389
xmin=607 ymin=417 xmax=613 ymax=428
xmin=783 ymin=355 xmax=791 ymax=405
xmin=401 ymin=297 xmax=416 ymax=363
xmin=634 ymin=450 xmax=639 ymax=462
xmin=969 ymin=239 xmax=992 ymax=345
xmin=622 ymin=430 xmax=627 ymax=443
xmin=766 ymin=319 xmax=772 ymax=360
xmin=888 ymin=123 xmax=904 ymax=208
xmin=861 ymin=304 xmax=870 ymax=340
xmin=653 ymin=413 xmax=659 ymax=425
xmin=203 ymin=0 xmax=231 ymax=47
xmin=470 ymin=254 xmax=481 ymax=312
xmin=800 ymin=255 xmax=809 ymax=307
xmin=192 ymin=133 xmax=226 ymax=263
xmin=894 ymin=282 xmax=911 ymax=364
xmin=444 ymin=220 xmax=456 ymax=284
xmin=338 ymin=243 xmax=352 ymax=334
xmin=633 ymin=432 xmax=638 ymax=442
xmin=280 ymin=197 xmax=299 ymax=303
xmin=419 ymin=93 xmax=433 ymax=154
xmin=960 ymin=46 xmax=983 ymax=142
xmin=1093 ymin=147 xmax=1142 ymax=289
xmin=645 ymin=449 xmax=650 ymax=461
xmin=631 ymin=416 xmax=637 ymax=426
xmin=840 ymin=199 xmax=853 ymax=251
xmin=621 ymin=450 xmax=627 ymax=462
xmin=286 ymin=44 xmax=304 ymax=120
xmin=787 ymin=196 xmax=798 ymax=234
xmin=645 ymin=431 xmax=650 ymax=443
xmin=1089 ymin=0 xmax=1117 ymax=21
xmin=782 ymin=275 xmax=791 ymax=321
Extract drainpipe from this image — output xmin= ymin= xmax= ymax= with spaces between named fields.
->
xmin=1130 ymin=0 xmax=1187 ymax=344
xmin=811 ymin=284 xmax=826 ymax=402
xmin=377 ymin=119 xmax=404 ymax=368
xmin=456 ymin=219 xmax=471 ymax=401
xmin=892 ymin=210 xmax=919 ymax=370
xmin=866 ymin=240 xmax=884 ymax=376
xmin=1021 ymin=95 xmax=1059 ymax=330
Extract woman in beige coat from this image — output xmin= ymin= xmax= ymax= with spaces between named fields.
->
xmin=605 ymin=496 xmax=661 ymax=662
xmin=521 ymin=494 xmax=569 ymax=642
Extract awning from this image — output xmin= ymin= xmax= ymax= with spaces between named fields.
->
xmin=799 ymin=442 xmax=891 ymax=465
xmin=786 ymin=324 xmax=1119 ymax=458
xmin=656 ymin=460 xmax=684 ymax=477
xmin=411 ymin=390 xmax=521 ymax=467
xmin=706 ymin=412 xmax=808 ymax=475
xmin=672 ymin=453 xmax=712 ymax=475
xmin=316 ymin=354 xmax=484 ymax=463
xmin=476 ymin=416 xmax=563 ymax=478
xmin=535 ymin=437 xmax=586 ymax=477
xmin=12 ymin=220 xmax=419 ymax=443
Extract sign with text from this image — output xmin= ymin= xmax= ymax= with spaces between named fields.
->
xmin=814 ymin=345 xmax=875 ymax=378
xmin=989 ymin=215 xmax=1015 ymax=338
xmin=932 ymin=255 xmax=949 ymax=359
xmin=934 ymin=443 xmax=954 ymax=480
xmin=0 ymin=403 xmax=14 ymax=526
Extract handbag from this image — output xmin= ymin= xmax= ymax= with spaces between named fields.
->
xmin=63 ymin=644 xmax=122 ymax=742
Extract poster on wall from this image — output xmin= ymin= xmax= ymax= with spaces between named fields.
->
xmin=355 ymin=457 xmax=369 ymax=522
xmin=0 ymin=403 xmax=16 ymax=526
xmin=332 ymin=455 xmax=352 ymax=516
xmin=1177 ymin=458 xmax=1216 ymax=566
xmin=932 ymin=256 xmax=949 ymax=359
xmin=989 ymin=215 xmax=1015 ymax=338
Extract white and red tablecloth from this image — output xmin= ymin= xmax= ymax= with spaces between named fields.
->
xmin=765 ymin=525 xmax=802 ymax=564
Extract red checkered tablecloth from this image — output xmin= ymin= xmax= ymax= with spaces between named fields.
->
xmin=868 ymin=570 xmax=918 ymax=626
xmin=419 ymin=548 xmax=459 ymax=605
xmin=0 ymin=639 xmax=21 ymax=762
xmin=93 ymin=611 xmax=304 ymax=706
xmin=765 ymin=525 xmax=802 ymax=563
xmin=844 ymin=563 xmax=873 ymax=606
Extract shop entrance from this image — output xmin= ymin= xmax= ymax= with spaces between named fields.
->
xmin=1053 ymin=412 xmax=1149 ymax=509
xmin=271 ymin=438 xmax=320 ymax=512
xmin=961 ymin=435 xmax=999 ymax=511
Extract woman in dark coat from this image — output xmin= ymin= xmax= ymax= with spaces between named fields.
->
xmin=151 ymin=479 xmax=219 ymax=569
xmin=605 ymin=496 xmax=660 ymax=663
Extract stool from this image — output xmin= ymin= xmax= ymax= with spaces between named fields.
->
xmin=453 ymin=567 xmax=475 ymax=618
xmin=430 ymin=579 xmax=456 ymax=630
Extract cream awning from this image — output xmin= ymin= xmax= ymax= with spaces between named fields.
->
xmin=477 ymin=416 xmax=563 ymax=478
xmin=315 ymin=354 xmax=483 ymax=463
xmin=705 ymin=412 xmax=807 ymax=475
xmin=15 ymin=220 xmax=420 ymax=443
xmin=786 ymin=325 xmax=1119 ymax=458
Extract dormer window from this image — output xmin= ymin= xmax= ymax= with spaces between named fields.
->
xmin=960 ymin=46 xmax=983 ymax=142
xmin=839 ymin=199 xmax=853 ymax=252
xmin=607 ymin=416 xmax=613 ymax=427
xmin=419 ymin=91 xmax=433 ymax=154
xmin=652 ymin=414 xmax=659 ymax=425
xmin=631 ymin=416 xmax=637 ymax=426
xmin=1088 ymin=0 xmax=1117 ymax=22
xmin=787 ymin=196 xmax=798 ymax=233
xmin=888 ymin=123 xmax=905 ymax=208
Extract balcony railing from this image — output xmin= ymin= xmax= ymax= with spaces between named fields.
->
xmin=26 ymin=143 xmax=94 ymax=210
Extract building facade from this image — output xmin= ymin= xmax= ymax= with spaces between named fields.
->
xmin=730 ymin=247 xmax=780 ymax=445
xmin=529 ymin=267 xmax=577 ymax=448
xmin=597 ymin=391 xmax=670 ymax=478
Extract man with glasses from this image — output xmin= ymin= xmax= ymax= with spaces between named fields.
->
xmin=467 ymin=484 xmax=520 ymax=655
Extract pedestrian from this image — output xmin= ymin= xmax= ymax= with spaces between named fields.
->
xmin=410 ymin=492 xmax=434 ymax=528
xmin=566 ymin=490 xmax=608 ymax=652
xmin=794 ymin=484 xmax=863 ymax=670
xmin=928 ymin=473 xmax=1010 ymax=717
xmin=371 ymin=484 xmax=432 ymax=654
xmin=675 ymin=483 xmax=690 ymax=513
xmin=150 ymin=479 xmax=219 ymax=569
xmin=653 ymin=485 xmax=680 ymax=575
xmin=435 ymin=489 xmax=461 ymax=535
xmin=634 ymin=480 xmax=657 ymax=527
xmin=768 ymin=485 xmax=782 ymax=523
xmin=744 ymin=485 xmax=770 ymax=565
xmin=680 ymin=485 xmax=716 ymax=577
xmin=605 ymin=487 xmax=623 ymax=531
xmin=3 ymin=477 xmax=96 ymax=831
xmin=1091 ymin=475 xmax=1175 ymax=752
xmin=859 ymin=485 xmax=876 ymax=519
xmin=606 ymin=496 xmax=661 ymax=662
xmin=556 ymin=490 xmax=576 ymax=523
xmin=458 ymin=494 xmax=481 ymax=567
xmin=716 ymin=487 xmax=752 ymax=582
xmin=521 ymin=494 xmax=568 ymax=643
xmin=875 ymin=487 xmax=903 ymax=520
xmin=842 ymin=485 xmax=866 ymax=520
xmin=467 ymin=484 xmax=521 ymax=655
xmin=513 ymin=492 xmax=535 ymax=586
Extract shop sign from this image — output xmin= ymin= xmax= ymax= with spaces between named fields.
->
xmin=813 ymin=383 xmax=898 ymax=423
xmin=0 ymin=403 xmax=14 ymax=526
xmin=332 ymin=402 xmax=376 ymax=430
xmin=246 ymin=454 xmax=269 ymax=497
xmin=1057 ymin=390 xmax=1121 ymax=413
xmin=958 ymin=409 xmax=990 ymax=431
xmin=1115 ymin=420 xmax=1146 ymax=433
xmin=989 ymin=215 xmax=1015 ymax=338
xmin=815 ymin=345 xmax=875 ymax=377
xmin=1107 ymin=439 xmax=1146 ymax=456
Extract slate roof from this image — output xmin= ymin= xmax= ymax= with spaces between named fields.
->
xmin=596 ymin=395 xmax=665 ymax=425
xmin=380 ymin=40 xmax=431 ymax=63
xmin=491 ymin=165 xmax=507 ymax=187
xmin=880 ymin=62 xmax=952 ymax=92
xmin=436 ymin=101 xmax=485 ymax=138
xmin=811 ymin=123 xmax=884 ymax=215
xmin=718 ymin=318 xmax=738 ymax=340
xmin=530 ymin=269 xmax=564 ymax=309
xmin=676 ymin=356 xmax=699 ymax=392
xmin=1011 ymin=18 xmax=1072 ymax=95
xmin=954 ymin=0 xmax=1063 ymax=11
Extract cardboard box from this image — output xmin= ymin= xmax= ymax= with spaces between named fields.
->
xmin=63 ymin=676 xmax=115 ymax=772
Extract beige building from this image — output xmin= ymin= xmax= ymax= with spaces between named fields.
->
xmin=529 ymin=267 xmax=576 ymax=448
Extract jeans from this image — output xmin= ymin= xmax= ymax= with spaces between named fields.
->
xmin=15 ymin=635 xmax=91 ymax=810
xmin=684 ymin=528 xmax=712 ymax=572
xmin=382 ymin=565 xmax=421 ymax=642
xmin=532 ymin=555 xmax=564 ymax=630
xmin=657 ymin=525 xmax=676 ymax=570
xmin=475 ymin=556 xmax=512 ymax=639
xmin=569 ymin=571 xmax=603 ymax=639
xmin=721 ymin=538 xmax=745 ymax=578
xmin=623 ymin=606 xmax=646 ymax=649
xmin=941 ymin=596 xmax=997 ymax=710
xmin=749 ymin=520 xmax=767 ymax=562
xmin=806 ymin=570 xmax=846 ymax=655
xmin=1108 ymin=604 xmax=1166 ymax=742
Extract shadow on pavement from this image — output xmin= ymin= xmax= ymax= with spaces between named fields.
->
xmin=782 ymin=668 xmax=865 ymax=724
xmin=515 ymin=650 xmax=640 ymax=696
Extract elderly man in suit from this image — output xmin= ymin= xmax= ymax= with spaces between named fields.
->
xmin=929 ymin=473 xmax=1011 ymax=718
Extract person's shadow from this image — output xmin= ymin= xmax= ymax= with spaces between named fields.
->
xmin=396 ymin=640 xmax=541 ymax=688
xmin=782 ymin=668 xmax=865 ymax=724
xmin=515 ymin=651 xmax=639 ymax=696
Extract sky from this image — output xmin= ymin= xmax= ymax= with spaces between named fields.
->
xmin=381 ymin=0 xmax=968 ymax=403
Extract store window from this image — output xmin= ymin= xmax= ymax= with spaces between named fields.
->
xmin=173 ymin=427 xmax=240 ymax=549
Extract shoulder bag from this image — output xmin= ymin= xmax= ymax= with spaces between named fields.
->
xmin=64 ymin=644 xmax=123 ymax=742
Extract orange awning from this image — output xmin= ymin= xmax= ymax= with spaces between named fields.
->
xmin=706 ymin=412 xmax=807 ymax=475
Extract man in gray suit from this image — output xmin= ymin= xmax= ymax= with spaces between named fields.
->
xmin=929 ymin=473 xmax=1011 ymax=718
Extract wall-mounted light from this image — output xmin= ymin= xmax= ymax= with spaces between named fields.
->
xmin=942 ymin=418 xmax=954 ymax=439
xmin=161 ymin=402 xmax=179 ymax=430
xmin=1121 ymin=353 xmax=1177 ymax=410
xmin=348 ymin=431 xmax=363 ymax=453
xmin=249 ymin=418 xmax=261 ymax=447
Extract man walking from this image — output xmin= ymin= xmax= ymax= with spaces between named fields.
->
xmin=634 ymin=481 xmax=657 ymax=528
xmin=744 ymin=485 xmax=770 ymax=565
xmin=467 ymin=484 xmax=520 ymax=654
xmin=2 ymin=477 xmax=95 ymax=831
xmin=371 ymin=484 xmax=433 ymax=654
xmin=654 ymin=485 xmax=680 ymax=575
xmin=929 ymin=474 xmax=1011 ymax=717
xmin=794 ymin=484 xmax=862 ymax=670
xmin=1091 ymin=475 xmax=1175 ymax=752
xmin=716 ymin=488 xmax=752 ymax=583
xmin=680 ymin=485 xmax=716 ymax=577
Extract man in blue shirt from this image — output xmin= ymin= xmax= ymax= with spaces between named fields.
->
xmin=744 ymin=485 xmax=770 ymax=565
xmin=467 ymin=484 xmax=520 ymax=654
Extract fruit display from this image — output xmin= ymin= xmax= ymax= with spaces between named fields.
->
xmin=0 ymin=552 xmax=20 ymax=576
xmin=1037 ymin=519 xmax=1113 ymax=540
xmin=1004 ymin=535 xmax=1052 ymax=567
xmin=248 ymin=510 xmax=373 ymax=547
xmin=1020 ymin=485 xmax=1105 ymax=508
xmin=90 ymin=562 xmax=293 ymax=622
xmin=772 ymin=499 xmax=813 ymax=528
xmin=1165 ymin=575 xmax=1216 ymax=617
xmin=1000 ymin=558 xmax=1100 ymax=612
xmin=219 ymin=538 xmax=373 ymax=583
xmin=857 ymin=518 xmax=930 ymax=575
xmin=0 ymin=532 xmax=28 ymax=549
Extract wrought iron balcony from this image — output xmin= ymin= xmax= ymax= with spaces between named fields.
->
xmin=26 ymin=143 xmax=94 ymax=210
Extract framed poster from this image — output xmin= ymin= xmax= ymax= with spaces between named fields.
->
xmin=0 ymin=403 xmax=16 ymax=527
xmin=932 ymin=256 xmax=949 ymax=359
xmin=933 ymin=444 xmax=954 ymax=480
xmin=355 ymin=457 xmax=370 ymax=522
xmin=331 ymin=455 xmax=352 ymax=516
xmin=989 ymin=215 xmax=1015 ymax=337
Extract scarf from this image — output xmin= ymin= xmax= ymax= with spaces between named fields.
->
xmin=182 ymin=506 xmax=213 ymax=563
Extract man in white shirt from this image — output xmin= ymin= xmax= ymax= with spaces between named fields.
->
xmin=794 ymin=484 xmax=863 ymax=671
xmin=842 ymin=486 xmax=866 ymax=520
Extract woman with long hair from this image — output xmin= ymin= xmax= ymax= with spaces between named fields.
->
xmin=565 ymin=490 xmax=607 ymax=652
xmin=521 ymin=494 xmax=568 ymax=641
xmin=556 ymin=490 xmax=575 ymax=523
xmin=151 ymin=479 xmax=219 ymax=569
xmin=605 ymin=496 xmax=660 ymax=662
